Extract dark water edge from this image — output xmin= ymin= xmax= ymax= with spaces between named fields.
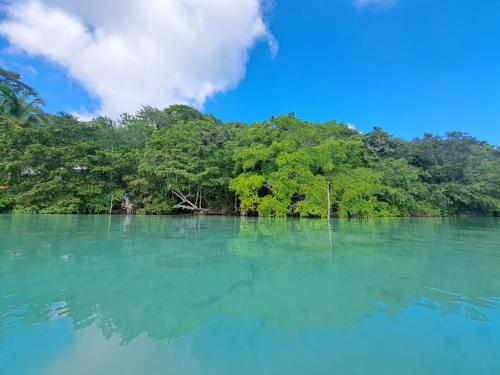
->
xmin=0 ymin=210 xmax=500 ymax=220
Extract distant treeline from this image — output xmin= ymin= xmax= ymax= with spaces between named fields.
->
xmin=1 ymin=68 xmax=499 ymax=217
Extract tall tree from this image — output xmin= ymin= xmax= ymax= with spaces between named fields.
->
xmin=0 ymin=68 xmax=46 ymax=128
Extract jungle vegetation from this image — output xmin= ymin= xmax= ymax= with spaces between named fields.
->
xmin=1 ymin=68 xmax=499 ymax=217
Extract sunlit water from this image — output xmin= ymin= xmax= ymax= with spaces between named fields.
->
xmin=1 ymin=215 xmax=499 ymax=374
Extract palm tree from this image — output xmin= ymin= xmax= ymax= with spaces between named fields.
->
xmin=0 ymin=83 xmax=46 ymax=127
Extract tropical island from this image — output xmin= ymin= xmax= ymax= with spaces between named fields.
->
xmin=1 ymin=68 xmax=499 ymax=218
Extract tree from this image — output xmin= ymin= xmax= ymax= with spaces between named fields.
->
xmin=364 ymin=127 xmax=398 ymax=157
xmin=230 ymin=116 xmax=367 ymax=218
xmin=0 ymin=68 xmax=46 ymax=128
xmin=1 ymin=67 xmax=499 ymax=217
xmin=136 ymin=104 xmax=204 ymax=129
xmin=137 ymin=119 xmax=229 ymax=213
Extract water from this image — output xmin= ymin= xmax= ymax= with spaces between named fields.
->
xmin=0 ymin=215 xmax=499 ymax=375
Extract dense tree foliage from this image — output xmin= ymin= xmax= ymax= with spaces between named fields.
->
xmin=1 ymin=68 xmax=499 ymax=217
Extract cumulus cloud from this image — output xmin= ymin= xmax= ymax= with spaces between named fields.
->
xmin=0 ymin=0 xmax=276 ymax=117
xmin=353 ymin=0 xmax=397 ymax=10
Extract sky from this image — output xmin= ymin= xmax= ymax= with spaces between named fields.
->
xmin=0 ymin=0 xmax=499 ymax=144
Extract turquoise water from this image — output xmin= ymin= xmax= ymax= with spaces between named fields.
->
xmin=1 ymin=216 xmax=499 ymax=374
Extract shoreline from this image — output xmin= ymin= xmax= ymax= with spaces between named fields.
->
xmin=1 ymin=212 xmax=498 ymax=219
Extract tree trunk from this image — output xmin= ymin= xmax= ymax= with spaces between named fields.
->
xmin=109 ymin=195 xmax=114 ymax=215
xmin=326 ymin=180 xmax=331 ymax=220
xmin=326 ymin=180 xmax=333 ymax=255
xmin=172 ymin=190 xmax=208 ymax=213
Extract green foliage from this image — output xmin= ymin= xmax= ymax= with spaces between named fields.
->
xmin=137 ymin=104 xmax=204 ymax=129
xmin=229 ymin=116 xmax=373 ymax=217
xmin=258 ymin=196 xmax=289 ymax=217
xmin=0 ymin=68 xmax=46 ymax=128
xmin=1 ymin=69 xmax=499 ymax=217
xmin=295 ymin=175 xmax=329 ymax=218
xmin=229 ymin=173 xmax=265 ymax=213
xmin=138 ymin=118 xmax=232 ymax=212
xmin=375 ymin=158 xmax=435 ymax=216
xmin=331 ymin=168 xmax=391 ymax=218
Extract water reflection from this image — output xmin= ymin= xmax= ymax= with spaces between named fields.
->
xmin=1 ymin=215 xmax=499 ymax=337
xmin=1 ymin=215 xmax=500 ymax=373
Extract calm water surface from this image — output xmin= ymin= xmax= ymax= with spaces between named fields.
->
xmin=1 ymin=215 xmax=499 ymax=374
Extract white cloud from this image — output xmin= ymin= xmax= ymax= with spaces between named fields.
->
xmin=0 ymin=0 xmax=276 ymax=117
xmin=346 ymin=123 xmax=359 ymax=131
xmin=353 ymin=0 xmax=397 ymax=10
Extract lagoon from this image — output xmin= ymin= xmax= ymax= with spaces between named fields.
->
xmin=1 ymin=215 xmax=499 ymax=374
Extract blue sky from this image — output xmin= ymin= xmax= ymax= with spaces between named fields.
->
xmin=1 ymin=0 xmax=499 ymax=144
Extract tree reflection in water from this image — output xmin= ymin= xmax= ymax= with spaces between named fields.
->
xmin=1 ymin=215 xmax=499 ymax=344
